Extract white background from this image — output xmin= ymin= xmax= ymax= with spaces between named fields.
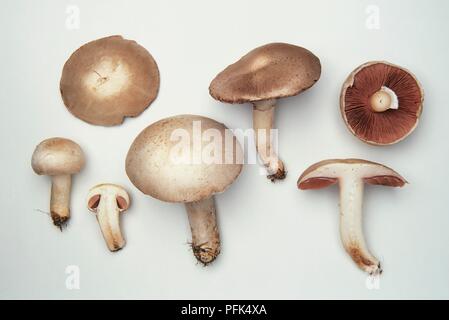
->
xmin=1 ymin=0 xmax=448 ymax=299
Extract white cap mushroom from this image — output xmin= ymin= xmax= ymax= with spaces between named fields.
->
xmin=125 ymin=115 xmax=243 ymax=265
xmin=297 ymin=159 xmax=407 ymax=274
xmin=87 ymin=184 xmax=130 ymax=252
xmin=31 ymin=138 xmax=85 ymax=230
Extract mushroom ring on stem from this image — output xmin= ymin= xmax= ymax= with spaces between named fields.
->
xmin=209 ymin=43 xmax=321 ymax=181
xmin=87 ymin=184 xmax=130 ymax=252
xmin=31 ymin=138 xmax=85 ymax=230
xmin=340 ymin=61 xmax=424 ymax=145
xmin=126 ymin=115 xmax=243 ymax=265
xmin=297 ymin=159 xmax=407 ymax=274
xmin=60 ymin=35 xmax=160 ymax=126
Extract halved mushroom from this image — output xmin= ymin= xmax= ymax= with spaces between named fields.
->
xmin=31 ymin=138 xmax=85 ymax=229
xmin=340 ymin=61 xmax=424 ymax=145
xmin=297 ymin=159 xmax=407 ymax=274
xmin=60 ymin=35 xmax=160 ymax=126
xmin=210 ymin=43 xmax=321 ymax=181
xmin=87 ymin=184 xmax=130 ymax=252
xmin=125 ymin=115 xmax=243 ymax=265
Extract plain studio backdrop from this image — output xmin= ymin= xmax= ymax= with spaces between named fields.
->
xmin=0 ymin=0 xmax=448 ymax=299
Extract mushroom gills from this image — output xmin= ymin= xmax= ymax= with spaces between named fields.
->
xmin=185 ymin=197 xmax=220 ymax=266
xmin=341 ymin=61 xmax=424 ymax=145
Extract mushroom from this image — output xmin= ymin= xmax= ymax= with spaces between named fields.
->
xmin=31 ymin=138 xmax=85 ymax=229
xmin=209 ymin=43 xmax=321 ymax=181
xmin=87 ymin=184 xmax=130 ymax=252
xmin=60 ymin=35 xmax=160 ymax=126
xmin=297 ymin=159 xmax=407 ymax=274
xmin=125 ymin=115 xmax=243 ymax=265
xmin=340 ymin=61 xmax=424 ymax=145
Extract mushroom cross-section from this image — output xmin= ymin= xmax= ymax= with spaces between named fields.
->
xmin=60 ymin=35 xmax=160 ymax=126
xmin=209 ymin=43 xmax=321 ymax=181
xmin=125 ymin=115 xmax=243 ymax=265
xmin=340 ymin=61 xmax=424 ymax=145
xmin=297 ymin=159 xmax=407 ymax=274
xmin=87 ymin=184 xmax=130 ymax=252
xmin=31 ymin=138 xmax=85 ymax=229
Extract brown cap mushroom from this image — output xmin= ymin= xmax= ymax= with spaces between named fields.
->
xmin=297 ymin=159 xmax=407 ymax=275
xmin=31 ymin=138 xmax=85 ymax=229
xmin=60 ymin=35 xmax=160 ymax=126
xmin=126 ymin=115 xmax=243 ymax=265
xmin=340 ymin=61 xmax=424 ymax=145
xmin=209 ymin=43 xmax=321 ymax=181
xmin=87 ymin=184 xmax=130 ymax=252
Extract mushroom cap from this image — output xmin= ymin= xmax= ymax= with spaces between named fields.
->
xmin=126 ymin=115 xmax=243 ymax=203
xmin=209 ymin=43 xmax=321 ymax=104
xmin=60 ymin=35 xmax=160 ymax=126
xmin=32 ymin=138 xmax=85 ymax=176
xmin=87 ymin=183 xmax=130 ymax=213
xmin=297 ymin=159 xmax=407 ymax=190
xmin=340 ymin=61 xmax=424 ymax=145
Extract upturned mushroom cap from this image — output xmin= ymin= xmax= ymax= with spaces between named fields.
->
xmin=126 ymin=115 xmax=243 ymax=203
xmin=209 ymin=43 xmax=321 ymax=103
xmin=31 ymin=138 xmax=85 ymax=176
xmin=60 ymin=35 xmax=160 ymax=126
xmin=340 ymin=61 xmax=424 ymax=145
xmin=298 ymin=159 xmax=407 ymax=190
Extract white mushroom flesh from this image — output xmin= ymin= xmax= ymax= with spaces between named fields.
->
xmin=299 ymin=160 xmax=406 ymax=274
xmin=370 ymin=86 xmax=399 ymax=112
xmin=87 ymin=184 xmax=130 ymax=252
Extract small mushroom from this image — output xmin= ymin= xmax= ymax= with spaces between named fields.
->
xmin=31 ymin=138 xmax=85 ymax=229
xmin=297 ymin=159 xmax=407 ymax=274
xmin=87 ymin=184 xmax=130 ymax=252
xmin=60 ymin=35 xmax=160 ymax=126
xmin=340 ymin=61 xmax=424 ymax=145
xmin=126 ymin=115 xmax=243 ymax=265
xmin=210 ymin=43 xmax=321 ymax=181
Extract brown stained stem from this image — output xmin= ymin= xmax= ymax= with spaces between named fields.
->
xmin=50 ymin=174 xmax=72 ymax=230
xmin=185 ymin=197 xmax=220 ymax=266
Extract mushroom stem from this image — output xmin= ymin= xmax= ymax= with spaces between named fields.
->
xmin=253 ymin=99 xmax=285 ymax=181
xmin=185 ymin=197 xmax=220 ymax=265
xmin=339 ymin=177 xmax=381 ymax=275
xmin=50 ymin=174 xmax=72 ymax=230
xmin=370 ymin=86 xmax=399 ymax=113
xmin=96 ymin=195 xmax=125 ymax=252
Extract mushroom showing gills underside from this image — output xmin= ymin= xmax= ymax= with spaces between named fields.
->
xmin=126 ymin=115 xmax=243 ymax=265
xmin=31 ymin=138 xmax=85 ymax=229
xmin=341 ymin=61 xmax=424 ymax=145
xmin=209 ymin=43 xmax=321 ymax=181
xmin=297 ymin=159 xmax=407 ymax=274
xmin=87 ymin=184 xmax=130 ymax=252
xmin=60 ymin=35 xmax=160 ymax=126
